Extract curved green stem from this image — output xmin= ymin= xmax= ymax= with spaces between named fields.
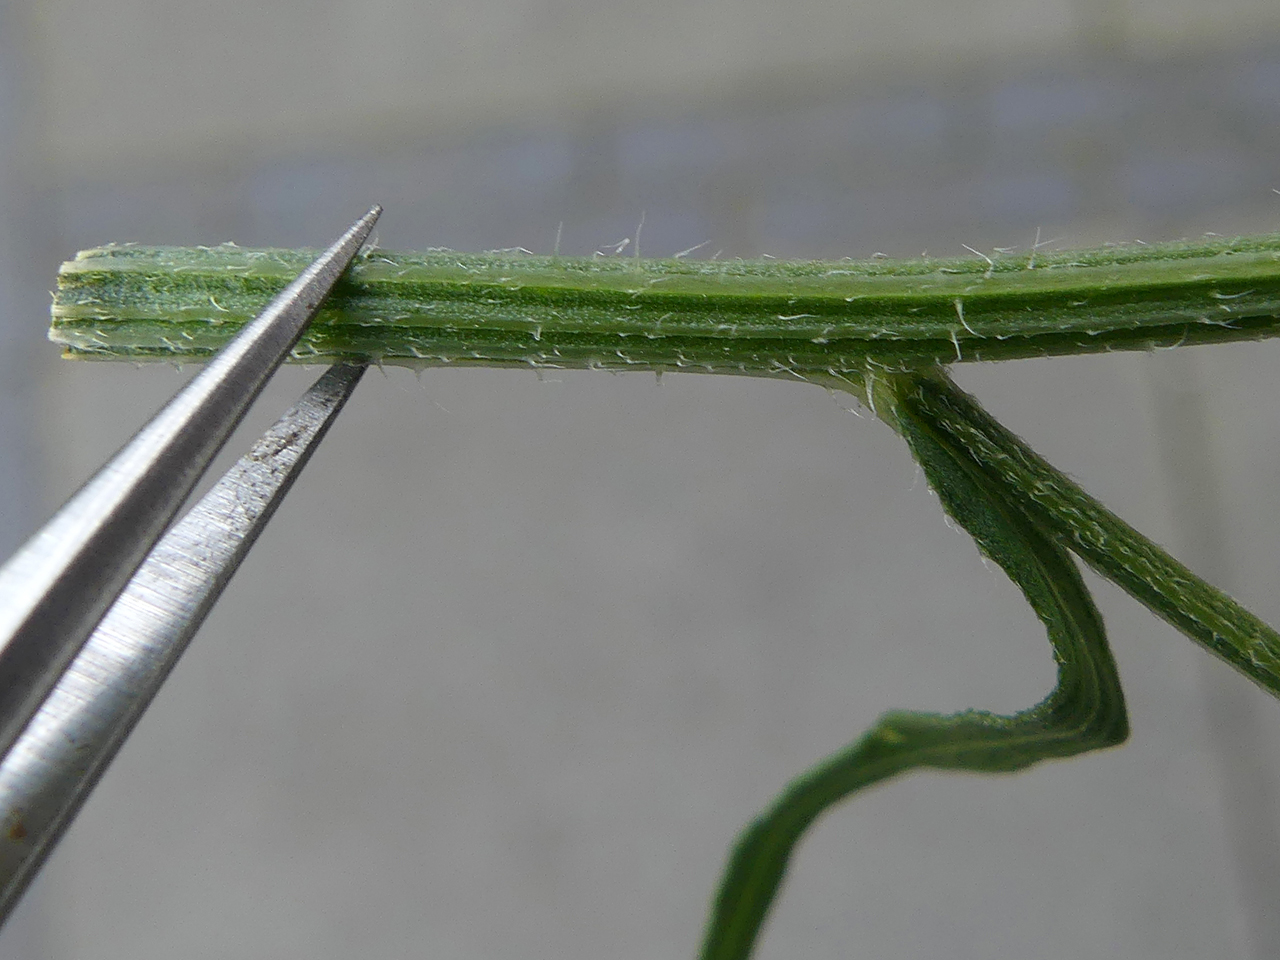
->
xmin=698 ymin=374 xmax=1128 ymax=960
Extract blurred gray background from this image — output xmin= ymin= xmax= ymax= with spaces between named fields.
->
xmin=4 ymin=0 xmax=1280 ymax=957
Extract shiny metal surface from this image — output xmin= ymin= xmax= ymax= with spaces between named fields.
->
xmin=0 ymin=206 xmax=379 ymax=760
xmin=0 ymin=362 xmax=366 ymax=924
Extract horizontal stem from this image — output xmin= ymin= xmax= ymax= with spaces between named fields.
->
xmin=50 ymin=234 xmax=1280 ymax=372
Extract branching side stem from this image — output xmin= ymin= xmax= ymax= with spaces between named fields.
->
xmin=700 ymin=381 xmax=1129 ymax=960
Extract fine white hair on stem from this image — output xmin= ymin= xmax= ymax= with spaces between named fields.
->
xmin=597 ymin=237 xmax=630 ymax=256
xmin=961 ymin=243 xmax=995 ymax=279
xmin=674 ymin=240 xmax=711 ymax=259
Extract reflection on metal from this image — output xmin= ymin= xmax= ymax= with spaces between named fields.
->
xmin=0 ymin=363 xmax=365 ymax=924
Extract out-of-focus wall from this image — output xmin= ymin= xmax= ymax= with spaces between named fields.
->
xmin=5 ymin=1 xmax=1280 ymax=958
xmin=24 ymin=0 xmax=1280 ymax=169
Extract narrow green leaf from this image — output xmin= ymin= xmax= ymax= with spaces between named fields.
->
xmin=887 ymin=369 xmax=1280 ymax=696
xmin=698 ymin=393 xmax=1127 ymax=960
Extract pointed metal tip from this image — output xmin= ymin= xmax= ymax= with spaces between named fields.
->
xmin=342 ymin=205 xmax=382 ymax=245
xmin=323 ymin=206 xmax=382 ymax=268
xmin=344 ymin=205 xmax=382 ymax=251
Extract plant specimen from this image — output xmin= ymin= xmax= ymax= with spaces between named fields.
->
xmin=49 ymin=234 xmax=1280 ymax=959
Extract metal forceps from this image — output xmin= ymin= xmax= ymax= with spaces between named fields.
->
xmin=0 ymin=205 xmax=381 ymax=924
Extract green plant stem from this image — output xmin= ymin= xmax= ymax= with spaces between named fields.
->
xmin=50 ymin=234 xmax=1280 ymax=370
xmin=881 ymin=369 xmax=1280 ymax=694
xmin=700 ymin=372 xmax=1128 ymax=960
xmin=701 ymin=366 xmax=1280 ymax=959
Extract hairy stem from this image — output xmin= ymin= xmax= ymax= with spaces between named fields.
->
xmin=50 ymin=234 xmax=1280 ymax=371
